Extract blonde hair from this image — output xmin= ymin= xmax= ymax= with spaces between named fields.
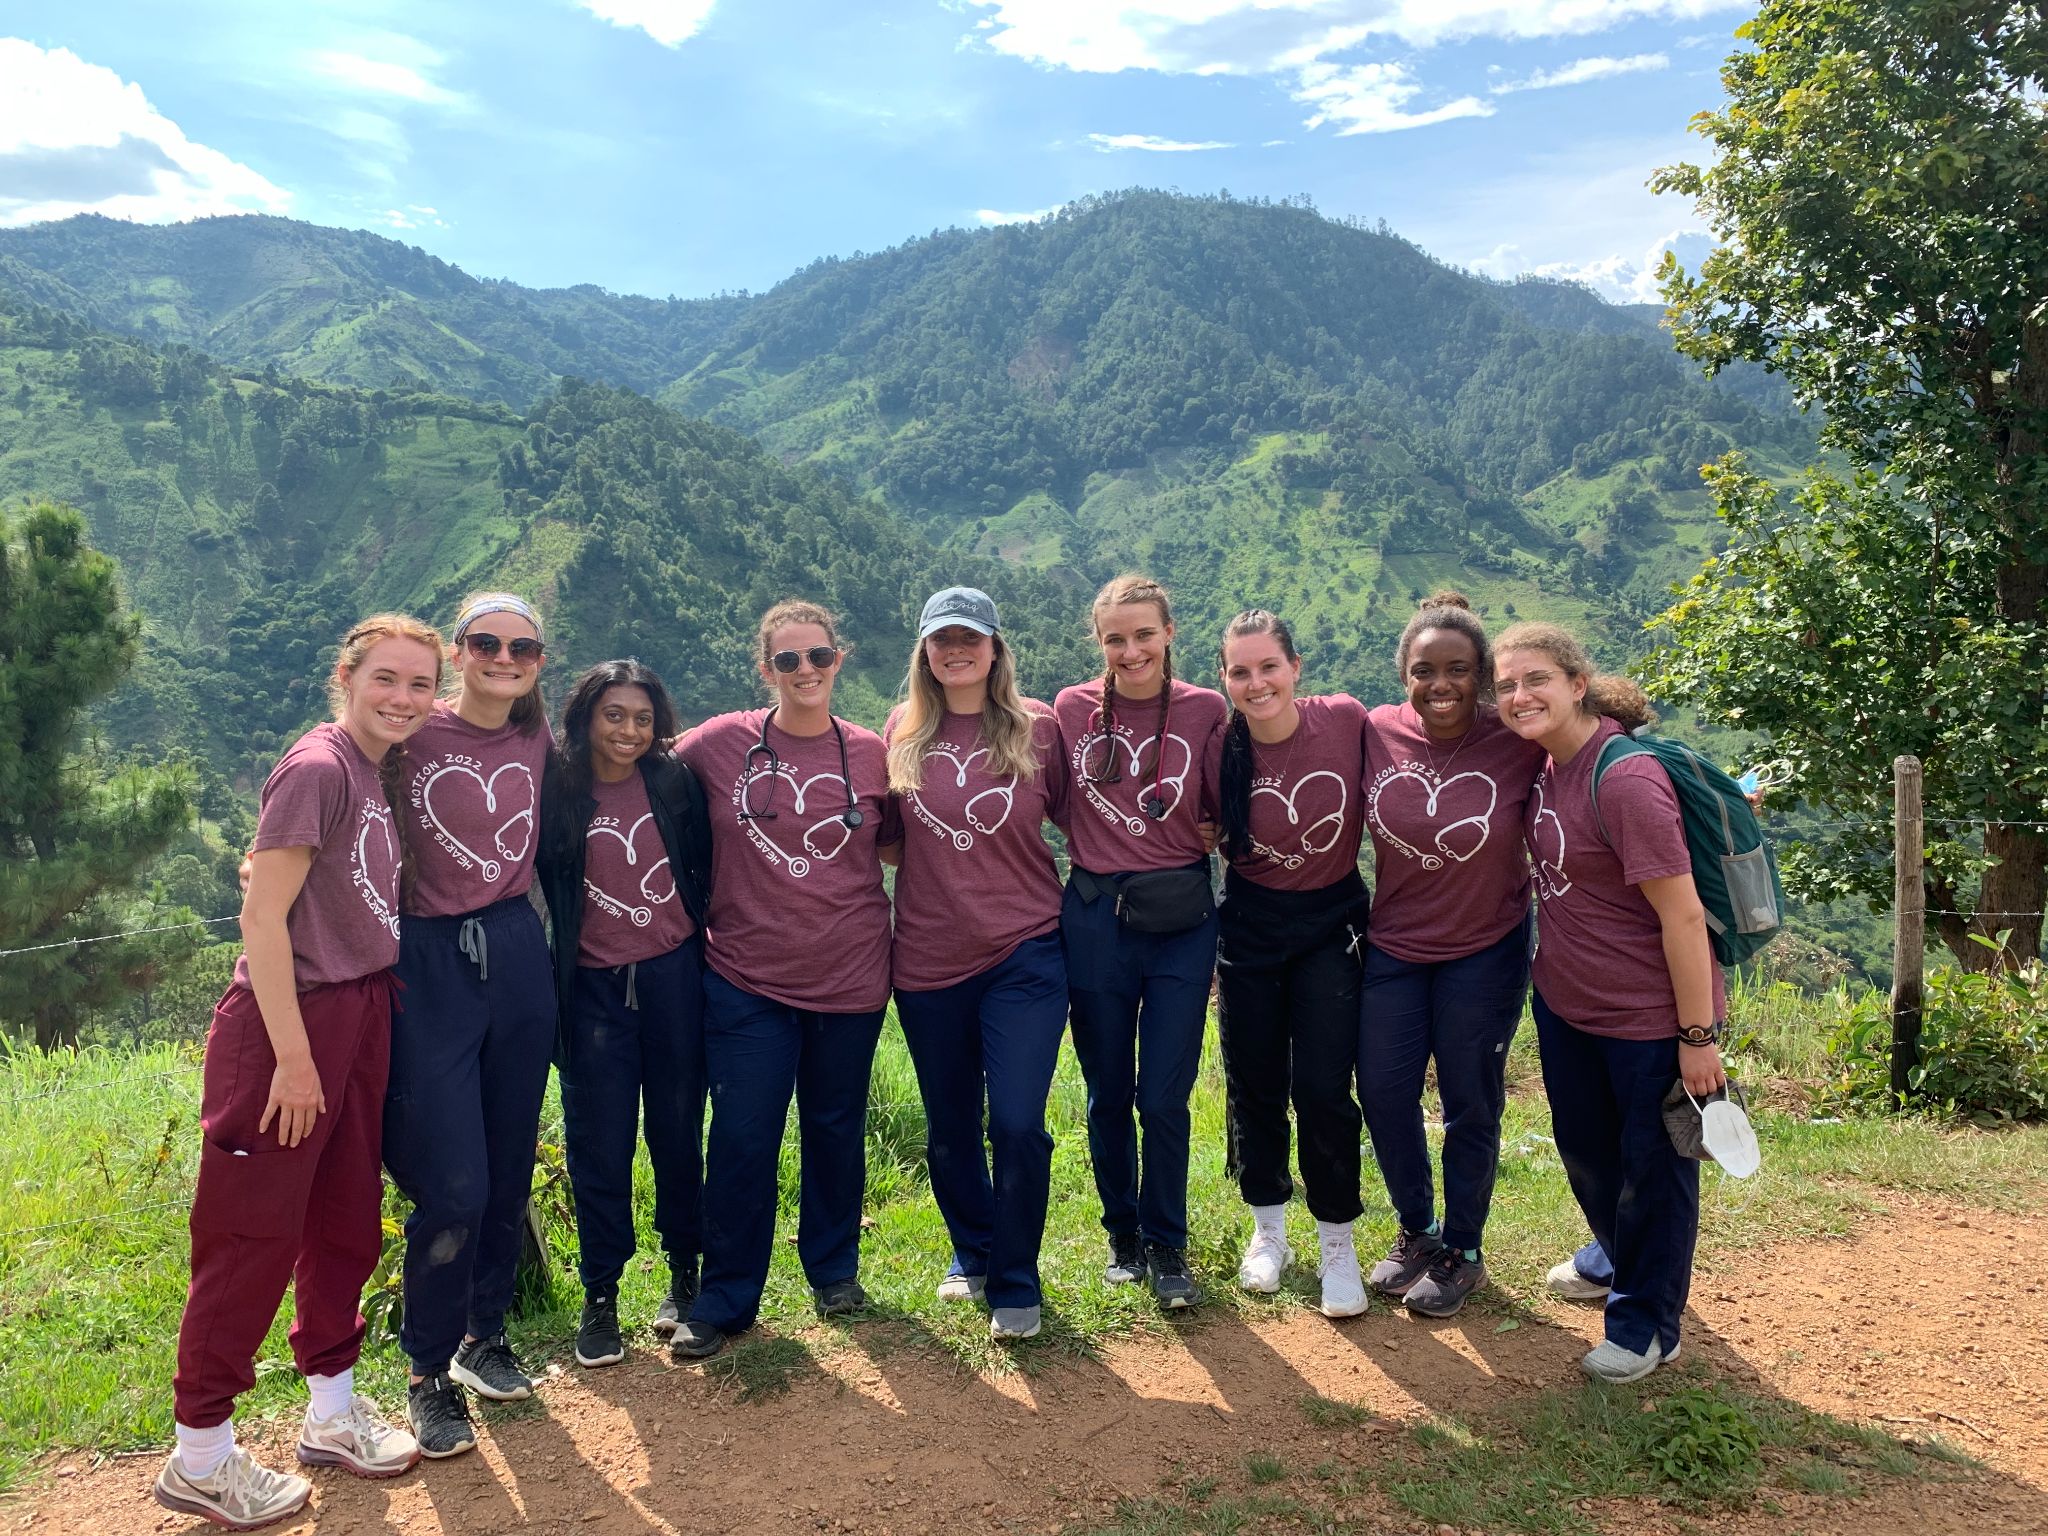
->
xmin=888 ymin=631 xmax=1041 ymax=791
xmin=448 ymin=588 xmax=547 ymax=733
xmin=1089 ymin=573 xmax=1176 ymax=731
xmin=327 ymin=612 xmax=445 ymax=897
xmin=1493 ymin=621 xmax=1657 ymax=730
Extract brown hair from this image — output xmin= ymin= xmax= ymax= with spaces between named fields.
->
xmin=448 ymin=589 xmax=547 ymax=733
xmin=1216 ymin=609 xmax=1299 ymax=864
xmin=755 ymin=599 xmax=843 ymax=698
xmin=1089 ymin=573 xmax=1175 ymax=732
xmin=1396 ymin=590 xmax=1494 ymax=701
xmin=328 ymin=612 xmax=446 ymax=897
xmin=1492 ymin=621 xmax=1657 ymax=730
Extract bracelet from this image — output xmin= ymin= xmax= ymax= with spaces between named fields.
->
xmin=1676 ymin=1022 xmax=1720 ymax=1047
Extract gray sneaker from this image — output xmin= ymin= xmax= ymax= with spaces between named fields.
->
xmin=450 ymin=1332 xmax=533 ymax=1401
xmin=155 ymin=1447 xmax=311 ymax=1531
xmin=936 ymin=1271 xmax=988 ymax=1302
xmin=1105 ymin=1232 xmax=1144 ymax=1285
xmin=405 ymin=1373 xmax=477 ymax=1460
xmin=990 ymin=1305 xmax=1041 ymax=1341
xmin=1368 ymin=1227 xmax=1444 ymax=1295
xmin=1145 ymin=1242 xmax=1202 ymax=1310
xmin=653 ymin=1270 xmax=697 ymax=1338
xmin=1401 ymin=1249 xmax=1487 ymax=1318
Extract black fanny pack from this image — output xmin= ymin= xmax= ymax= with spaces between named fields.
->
xmin=1073 ymin=862 xmax=1216 ymax=935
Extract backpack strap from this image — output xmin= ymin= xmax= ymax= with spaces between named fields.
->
xmin=1587 ymin=731 xmax=1650 ymax=848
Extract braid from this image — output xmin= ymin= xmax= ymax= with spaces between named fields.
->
xmin=379 ymin=743 xmax=418 ymax=905
xmin=1219 ymin=709 xmax=1254 ymax=864
xmin=1097 ymin=668 xmax=1117 ymax=736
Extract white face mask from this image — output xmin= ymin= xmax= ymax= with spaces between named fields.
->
xmin=1691 ymin=1088 xmax=1761 ymax=1179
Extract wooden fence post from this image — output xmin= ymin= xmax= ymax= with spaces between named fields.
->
xmin=1890 ymin=755 xmax=1924 ymax=1103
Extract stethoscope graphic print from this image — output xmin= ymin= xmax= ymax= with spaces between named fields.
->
xmin=912 ymin=744 xmax=1016 ymax=851
xmin=1250 ymin=770 xmax=1349 ymax=871
xmin=585 ymin=813 xmax=674 ymax=928
xmin=737 ymin=707 xmax=864 ymax=878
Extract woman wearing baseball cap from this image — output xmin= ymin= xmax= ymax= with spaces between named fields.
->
xmin=886 ymin=588 xmax=1068 ymax=1343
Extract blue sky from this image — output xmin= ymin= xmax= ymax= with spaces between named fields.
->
xmin=1 ymin=0 xmax=1748 ymax=303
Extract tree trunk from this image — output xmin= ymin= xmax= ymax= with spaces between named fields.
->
xmin=1973 ymin=826 xmax=2047 ymax=971
xmin=32 ymin=1005 xmax=80 ymax=1052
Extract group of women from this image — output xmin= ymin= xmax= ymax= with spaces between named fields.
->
xmin=157 ymin=578 xmax=1727 ymax=1533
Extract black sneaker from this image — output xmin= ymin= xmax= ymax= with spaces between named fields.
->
xmin=576 ymin=1293 xmax=625 ymax=1368
xmin=652 ymin=1270 xmax=698 ymax=1339
xmin=1105 ymin=1232 xmax=1145 ymax=1285
xmin=669 ymin=1319 xmax=728 ymax=1360
xmin=813 ymin=1278 xmax=868 ymax=1318
xmin=1368 ymin=1227 xmax=1446 ymax=1296
xmin=1402 ymin=1249 xmax=1488 ymax=1318
xmin=450 ymin=1332 xmax=534 ymax=1402
xmin=406 ymin=1373 xmax=477 ymax=1460
xmin=1144 ymin=1242 xmax=1202 ymax=1309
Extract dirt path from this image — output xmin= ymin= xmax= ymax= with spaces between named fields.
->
xmin=15 ymin=1198 xmax=2047 ymax=1536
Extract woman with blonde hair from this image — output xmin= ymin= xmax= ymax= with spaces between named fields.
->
xmin=1493 ymin=622 xmax=1726 ymax=1383
xmin=886 ymin=587 xmax=1068 ymax=1343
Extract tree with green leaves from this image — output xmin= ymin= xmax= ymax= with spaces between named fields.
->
xmin=0 ymin=501 xmax=198 ymax=1047
xmin=1646 ymin=0 xmax=2047 ymax=969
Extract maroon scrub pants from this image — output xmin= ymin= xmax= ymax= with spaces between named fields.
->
xmin=172 ymin=972 xmax=394 ymax=1429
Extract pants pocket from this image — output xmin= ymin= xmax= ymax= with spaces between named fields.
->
xmin=190 ymin=1136 xmax=315 ymax=1239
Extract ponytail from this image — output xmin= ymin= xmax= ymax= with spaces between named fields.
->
xmin=1493 ymin=621 xmax=1658 ymax=731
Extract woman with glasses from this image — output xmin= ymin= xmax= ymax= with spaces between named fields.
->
xmin=380 ymin=592 xmax=557 ymax=1460
xmin=885 ymin=588 xmax=1067 ymax=1344
xmin=1052 ymin=574 xmax=1227 ymax=1310
xmin=667 ymin=600 xmax=899 ymax=1360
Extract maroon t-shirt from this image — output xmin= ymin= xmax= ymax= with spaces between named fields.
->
xmin=233 ymin=722 xmax=401 ymax=990
xmin=1052 ymin=679 xmax=1226 ymax=875
xmin=1230 ymin=694 xmax=1368 ymax=892
xmin=677 ymin=710 xmax=898 ymax=1014
xmin=1364 ymin=704 xmax=1547 ymax=963
xmin=1526 ymin=717 xmax=1727 ymax=1038
xmin=886 ymin=702 xmax=1065 ymax=991
xmin=578 ymin=770 xmax=696 ymax=968
xmin=400 ymin=703 xmax=551 ymax=917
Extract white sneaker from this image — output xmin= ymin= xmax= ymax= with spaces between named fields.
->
xmin=1316 ymin=1229 xmax=1369 ymax=1319
xmin=155 ymin=1446 xmax=312 ymax=1530
xmin=1238 ymin=1228 xmax=1289 ymax=1294
xmin=1581 ymin=1336 xmax=1680 ymax=1383
xmin=297 ymin=1394 xmax=421 ymax=1478
xmin=1546 ymin=1258 xmax=1611 ymax=1302
xmin=990 ymin=1305 xmax=1041 ymax=1341
xmin=935 ymin=1272 xmax=987 ymax=1302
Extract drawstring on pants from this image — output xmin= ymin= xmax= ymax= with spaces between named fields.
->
xmin=458 ymin=917 xmax=489 ymax=982
xmin=623 ymin=961 xmax=639 ymax=1011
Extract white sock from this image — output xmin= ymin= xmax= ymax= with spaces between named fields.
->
xmin=307 ymin=1369 xmax=354 ymax=1423
xmin=1251 ymin=1203 xmax=1288 ymax=1239
xmin=174 ymin=1420 xmax=235 ymax=1481
xmin=1316 ymin=1219 xmax=1356 ymax=1254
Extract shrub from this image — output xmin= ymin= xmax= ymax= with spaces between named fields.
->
xmin=1819 ymin=954 xmax=2048 ymax=1124
xmin=1632 ymin=1387 xmax=1762 ymax=1494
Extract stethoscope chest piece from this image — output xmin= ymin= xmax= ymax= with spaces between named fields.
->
xmin=843 ymin=808 xmax=865 ymax=830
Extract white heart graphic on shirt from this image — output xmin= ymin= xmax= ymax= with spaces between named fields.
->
xmin=1250 ymin=769 xmax=1349 ymax=870
xmin=911 ymin=745 xmax=1018 ymax=851
xmin=1072 ymin=727 xmax=1192 ymax=836
xmin=586 ymin=812 xmax=675 ymax=928
xmin=352 ymin=801 xmax=400 ymax=938
xmin=1531 ymin=779 xmax=1571 ymax=900
xmin=1368 ymin=766 xmax=1498 ymax=872
xmin=737 ymin=763 xmax=855 ymax=880
xmin=420 ymin=761 xmax=536 ymax=883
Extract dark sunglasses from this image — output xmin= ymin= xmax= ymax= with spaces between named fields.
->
xmin=463 ymin=632 xmax=545 ymax=661
xmin=770 ymin=646 xmax=839 ymax=673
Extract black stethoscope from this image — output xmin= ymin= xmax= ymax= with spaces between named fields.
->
xmin=1084 ymin=684 xmax=1175 ymax=821
xmin=738 ymin=707 xmax=865 ymax=830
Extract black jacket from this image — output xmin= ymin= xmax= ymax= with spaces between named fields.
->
xmin=536 ymin=753 xmax=714 ymax=1057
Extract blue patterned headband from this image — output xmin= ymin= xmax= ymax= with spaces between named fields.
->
xmin=452 ymin=593 xmax=544 ymax=644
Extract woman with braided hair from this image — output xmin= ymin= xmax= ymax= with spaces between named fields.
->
xmin=1051 ymin=574 xmax=1227 ymax=1309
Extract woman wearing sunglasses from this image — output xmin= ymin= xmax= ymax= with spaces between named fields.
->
xmin=885 ymin=588 xmax=1067 ymax=1344
xmin=667 ymin=600 xmax=899 ymax=1360
xmin=536 ymin=661 xmax=713 ymax=1370
xmin=381 ymin=591 xmax=558 ymax=1460
xmin=1052 ymin=573 xmax=1227 ymax=1310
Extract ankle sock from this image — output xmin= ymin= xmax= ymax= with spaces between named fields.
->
xmin=1463 ymin=1248 xmax=1481 ymax=1263
xmin=306 ymin=1369 xmax=354 ymax=1423
xmin=174 ymin=1420 xmax=234 ymax=1481
xmin=1251 ymin=1203 xmax=1287 ymax=1239
xmin=1316 ymin=1219 xmax=1356 ymax=1252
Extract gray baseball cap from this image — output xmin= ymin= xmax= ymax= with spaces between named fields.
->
xmin=918 ymin=586 xmax=1000 ymax=638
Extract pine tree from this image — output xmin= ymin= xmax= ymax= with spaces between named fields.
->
xmin=0 ymin=501 xmax=197 ymax=1048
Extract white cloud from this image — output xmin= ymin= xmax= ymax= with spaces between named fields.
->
xmin=976 ymin=205 xmax=1063 ymax=224
xmin=1087 ymin=132 xmax=1235 ymax=151
xmin=305 ymin=47 xmax=466 ymax=107
xmin=377 ymin=204 xmax=449 ymax=231
xmin=1490 ymin=52 xmax=1667 ymax=92
xmin=574 ymin=0 xmax=718 ymax=47
xmin=0 ymin=39 xmax=291 ymax=226
xmin=1294 ymin=60 xmax=1492 ymax=134
xmin=1477 ymin=227 xmax=1713 ymax=303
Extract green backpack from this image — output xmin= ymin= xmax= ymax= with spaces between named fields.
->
xmin=1589 ymin=730 xmax=1785 ymax=967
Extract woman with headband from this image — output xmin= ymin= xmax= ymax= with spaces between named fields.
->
xmin=382 ymin=592 xmax=558 ymax=1459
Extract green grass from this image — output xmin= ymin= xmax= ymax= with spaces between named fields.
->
xmin=2 ymin=996 xmax=2041 ymax=1496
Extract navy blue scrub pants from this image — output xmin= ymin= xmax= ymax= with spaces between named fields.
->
xmin=559 ymin=935 xmax=707 ymax=1297
xmin=385 ymin=893 xmax=556 ymax=1378
xmin=1061 ymin=874 xmax=1219 ymax=1255
xmin=1532 ymin=989 xmax=1699 ymax=1356
xmin=689 ymin=967 xmax=885 ymax=1336
xmin=1574 ymin=1237 xmax=1615 ymax=1287
xmin=895 ymin=932 xmax=1067 ymax=1310
xmin=1358 ymin=915 xmax=1531 ymax=1254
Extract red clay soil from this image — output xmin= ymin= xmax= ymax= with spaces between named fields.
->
xmin=14 ymin=1198 xmax=2046 ymax=1536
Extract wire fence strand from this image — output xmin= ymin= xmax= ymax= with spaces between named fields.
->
xmin=0 ymin=915 xmax=240 ymax=960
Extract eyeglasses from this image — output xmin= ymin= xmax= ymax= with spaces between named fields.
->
xmin=1495 ymin=670 xmax=1555 ymax=697
xmin=770 ymin=646 xmax=839 ymax=673
xmin=463 ymin=633 xmax=545 ymax=662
